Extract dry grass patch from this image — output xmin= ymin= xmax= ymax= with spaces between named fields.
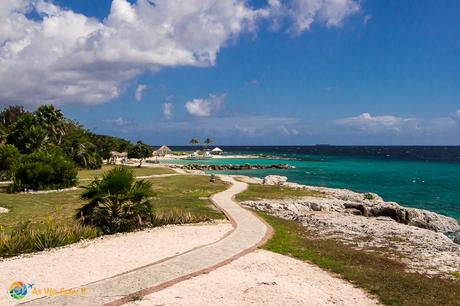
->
xmin=0 ymin=216 xmax=99 ymax=257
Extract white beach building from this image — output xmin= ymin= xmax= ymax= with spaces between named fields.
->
xmin=211 ymin=147 xmax=224 ymax=155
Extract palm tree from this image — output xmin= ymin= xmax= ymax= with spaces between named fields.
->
xmin=189 ymin=138 xmax=199 ymax=148
xmin=35 ymin=104 xmax=66 ymax=144
xmin=7 ymin=114 xmax=49 ymax=154
xmin=73 ymin=142 xmax=101 ymax=169
xmin=203 ymin=137 xmax=213 ymax=149
xmin=75 ymin=167 xmax=154 ymax=234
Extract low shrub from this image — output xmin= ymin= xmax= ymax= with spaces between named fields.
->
xmin=363 ymin=193 xmax=375 ymax=200
xmin=76 ymin=167 xmax=155 ymax=234
xmin=0 ymin=144 xmax=20 ymax=179
xmin=0 ymin=218 xmax=100 ymax=257
xmin=10 ymin=151 xmax=77 ymax=191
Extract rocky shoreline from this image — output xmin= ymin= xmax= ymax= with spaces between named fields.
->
xmin=237 ymin=175 xmax=460 ymax=277
xmin=172 ymin=163 xmax=295 ymax=171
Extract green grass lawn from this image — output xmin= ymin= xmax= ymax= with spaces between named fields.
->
xmin=258 ymin=212 xmax=460 ymax=306
xmin=236 ymin=183 xmax=325 ymax=202
xmin=0 ymin=190 xmax=84 ymax=230
xmin=0 ymin=174 xmax=227 ymax=232
xmin=77 ymin=165 xmax=175 ymax=180
xmin=147 ymin=175 xmax=228 ymax=220
xmin=0 ymin=165 xmax=177 ymax=230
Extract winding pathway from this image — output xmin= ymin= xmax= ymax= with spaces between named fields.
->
xmin=21 ymin=175 xmax=271 ymax=306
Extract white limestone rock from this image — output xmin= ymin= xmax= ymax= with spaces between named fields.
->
xmin=263 ymin=175 xmax=288 ymax=186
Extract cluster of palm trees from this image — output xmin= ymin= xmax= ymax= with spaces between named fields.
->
xmin=3 ymin=105 xmax=66 ymax=154
xmin=0 ymin=104 xmax=104 ymax=171
xmin=1 ymin=104 xmax=67 ymax=153
xmin=189 ymin=137 xmax=213 ymax=149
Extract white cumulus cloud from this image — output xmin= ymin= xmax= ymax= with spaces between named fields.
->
xmin=0 ymin=0 xmax=359 ymax=106
xmin=336 ymin=111 xmax=460 ymax=136
xmin=134 ymin=84 xmax=147 ymax=101
xmin=337 ymin=113 xmax=420 ymax=133
xmin=185 ymin=93 xmax=226 ymax=117
xmin=162 ymin=102 xmax=173 ymax=120
xmin=0 ymin=0 xmax=264 ymax=106
xmin=268 ymin=0 xmax=360 ymax=34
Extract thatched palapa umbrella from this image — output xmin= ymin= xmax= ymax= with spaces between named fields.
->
xmin=153 ymin=145 xmax=172 ymax=157
xmin=109 ymin=151 xmax=128 ymax=164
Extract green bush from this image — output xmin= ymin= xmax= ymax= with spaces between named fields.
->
xmin=363 ymin=193 xmax=375 ymax=200
xmin=76 ymin=167 xmax=155 ymax=234
xmin=0 ymin=219 xmax=100 ymax=257
xmin=10 ymin=151 xmax=77 ymax=191
xmin=0 ymin=144 xmax=20 ymax=179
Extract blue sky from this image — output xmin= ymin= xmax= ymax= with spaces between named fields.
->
xmin=1 ymin=0 xmax=460 ymax=145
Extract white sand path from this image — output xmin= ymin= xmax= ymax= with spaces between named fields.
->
xmin=129 ymin=250 xmax=379 ymax=306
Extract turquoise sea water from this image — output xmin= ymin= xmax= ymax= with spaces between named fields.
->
xmin=164 ymin=153 xmax=460 ymax=222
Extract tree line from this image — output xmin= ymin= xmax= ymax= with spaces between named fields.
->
xmin=0 ymin=104 xmax=147 ymax=191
